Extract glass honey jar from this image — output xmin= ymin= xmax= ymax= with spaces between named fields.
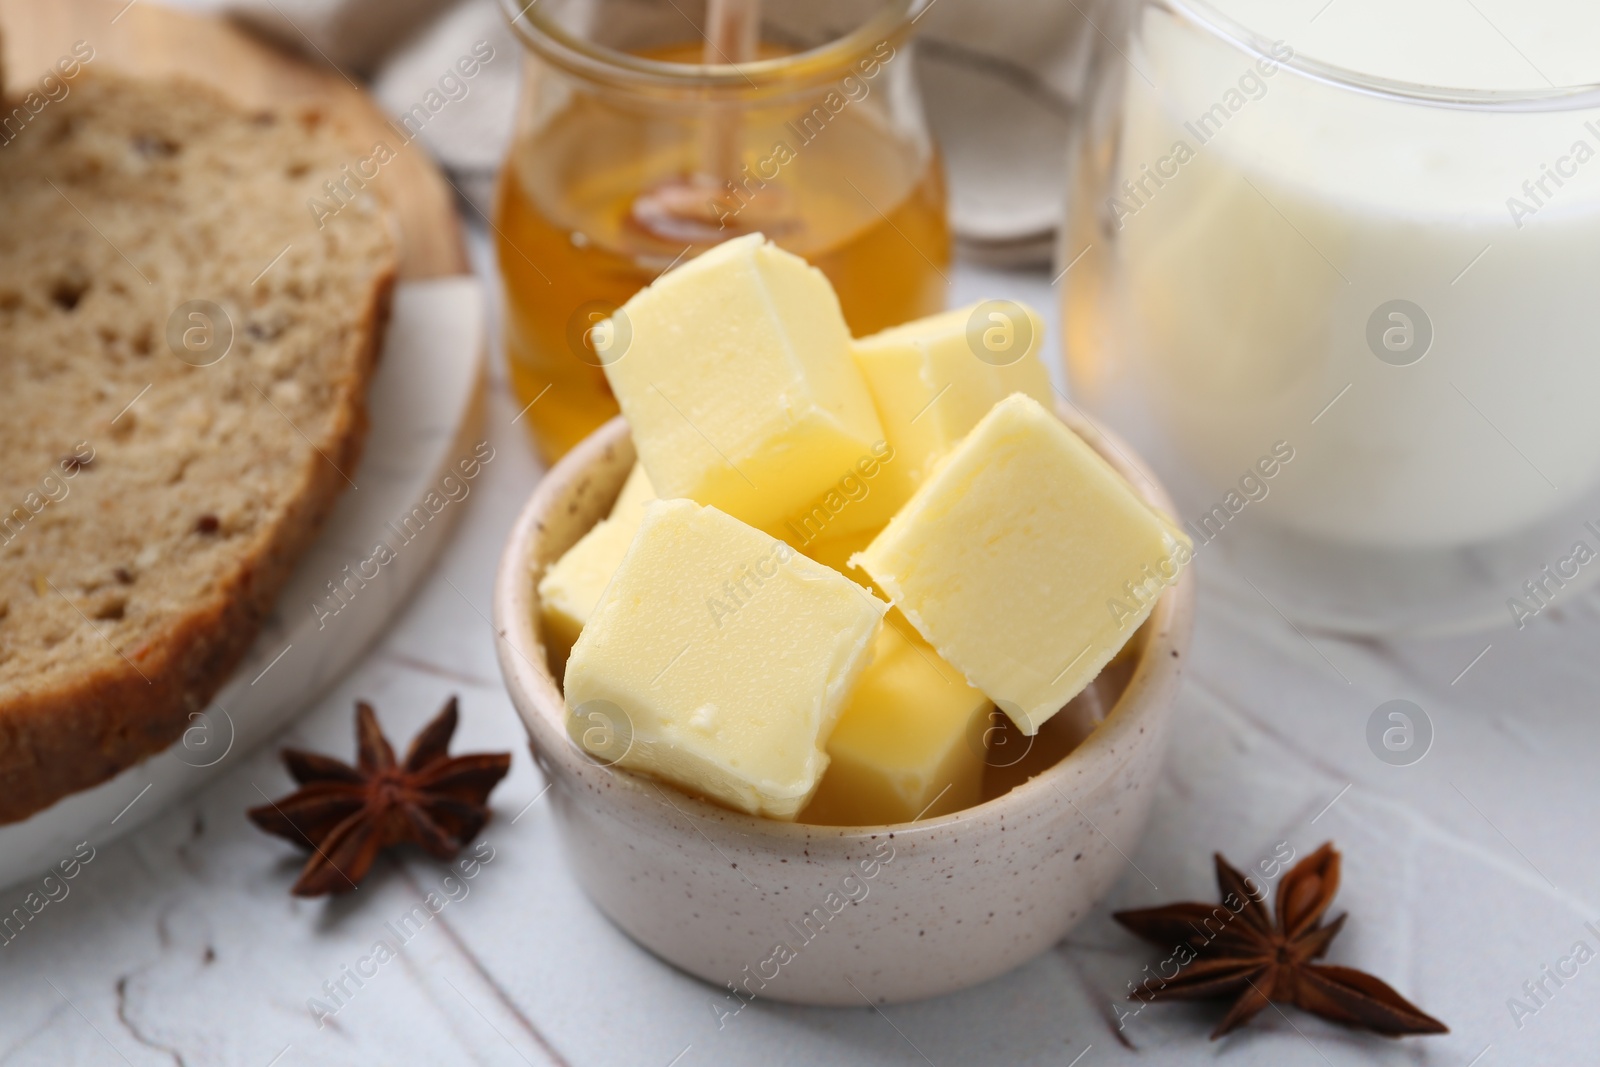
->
xmin=497 ymin=0 xmax=950 ymax=461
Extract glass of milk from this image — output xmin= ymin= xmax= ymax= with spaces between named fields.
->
xmin=1062 ymin=0 xmax=1600 ymax=634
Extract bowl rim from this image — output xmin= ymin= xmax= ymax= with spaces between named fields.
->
xmin=492 ymin=401 xmax=1196 ymax=841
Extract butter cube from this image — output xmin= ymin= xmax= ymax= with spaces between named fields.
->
xmin=846 ymin=302 xmax=1054 ymax=516
xmin=801 ymin=623 xmax=991 ymax=827
xmin=770 ymin=439 xmax=900 ymax=545
xmin=800 ymin=527 xmax=879 ymax=583
xmin=600 ymin=233 xmax=885 ymax=533
xmin=537 ymin=463 xmax=656 ymax=664
xmin=856 ymin=394 xmax=1188 ymax=735
xmin=609 ymin=460 xmax=658 ymax=521
xmin=564 ymin=498 xmax=886 ymax=819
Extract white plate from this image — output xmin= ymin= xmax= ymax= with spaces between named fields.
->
xmin=0 ymin=277 xmax=486 ymax=889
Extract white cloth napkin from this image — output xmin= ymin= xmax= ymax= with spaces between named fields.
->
xmin=226 ymin=0 xmax=1101 ymax=265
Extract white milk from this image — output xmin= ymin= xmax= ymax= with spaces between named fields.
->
xmin=1105 ymin=0 xmax=1600 ymax=548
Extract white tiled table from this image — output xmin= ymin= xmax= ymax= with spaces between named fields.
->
xmin=3 ymin=227 xmax=1596 ymax=1066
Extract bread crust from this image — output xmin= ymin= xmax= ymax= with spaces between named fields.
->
xmin=0 ymin=73 xmax=398 ymax=824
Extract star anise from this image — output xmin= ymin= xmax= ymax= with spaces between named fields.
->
xmin=248 ymin=696 xmax=511 ymax=897
xmin=1113 ymin=842 xmax=1448 ymax=1039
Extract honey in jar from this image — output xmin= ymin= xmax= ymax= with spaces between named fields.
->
xmin=497 ymin=1 xmax=950 ymax=460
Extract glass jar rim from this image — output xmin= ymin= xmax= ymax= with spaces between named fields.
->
xmin=1167 ymin=0 xmax=1600 ymax=113
xmin=500 ymin=0 xmax=927 ymax=95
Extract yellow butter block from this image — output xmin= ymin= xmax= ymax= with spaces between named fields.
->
xmin=801 ymin=527 xmax=879 ymax=583
xmin=855 ymin=393 xmax=1189 ymax=735
xmin=848 ymin=302 xmax=1054 ymax=515
xmin=770 ymin=439 xmax=901 ymax=546
xmin=564 ymin=498 xmax=886 ymax=820
xmin=537 ymin=463 xmax=656 ymax=665
xmin=599 ymin=233 xmax=885 ymax=533
xmin=609 ymin=461 xmax=658 ymax=521
xmin=802 ymin=623 xmax=991 ymax=827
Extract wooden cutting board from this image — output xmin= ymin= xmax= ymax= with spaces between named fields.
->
xmin=0 ymin=0 xmax=469 ymax=280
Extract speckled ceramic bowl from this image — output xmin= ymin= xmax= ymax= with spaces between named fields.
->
xmin=493 ymin=407 xmax=1194 ymax=1005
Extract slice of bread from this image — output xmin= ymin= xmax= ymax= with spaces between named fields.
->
xmin=0 ymin=72 xmax=397 ymax=824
